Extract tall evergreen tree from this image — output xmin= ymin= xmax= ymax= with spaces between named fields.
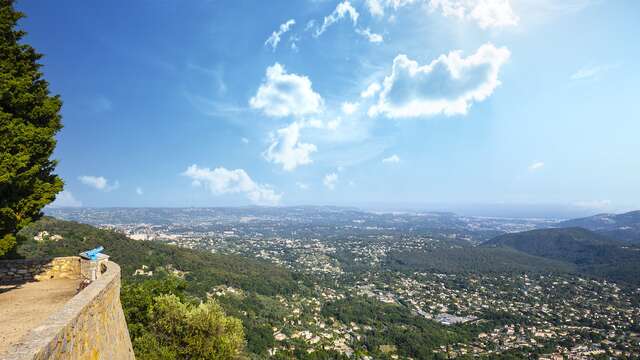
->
xmin=0 ymin=0 xmax=63 ymax=257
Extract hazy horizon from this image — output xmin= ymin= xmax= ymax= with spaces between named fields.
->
xmin=46 ymin=202 xmax=638 ymax=220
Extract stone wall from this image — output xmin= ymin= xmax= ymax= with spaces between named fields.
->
xmin=3 ymin=261 xmax=135 ymax=360
xmin=0 ymin=257 xmax=80 ymax=283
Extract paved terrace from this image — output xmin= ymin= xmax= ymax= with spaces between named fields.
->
xmin=0 ymin=279 xmax=79 ymax=354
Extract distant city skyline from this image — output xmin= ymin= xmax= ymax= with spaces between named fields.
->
xmin=18 ymin=0 xmax=640 ymax=213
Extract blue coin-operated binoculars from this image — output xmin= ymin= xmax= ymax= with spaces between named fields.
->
xmin=80 ymin=246 xmax=104 ymax=261
xmin=79 ymin=246 xmax=108 ymax=285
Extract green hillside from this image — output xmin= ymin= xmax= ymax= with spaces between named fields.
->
xmin=386 ymin=246 xmax=575 ymax=275
xmin=483 ymin=227 xmax=640 ymax=284
xmin=558 ymin=210 xmax=640 ymax=243
xmin=16 ymin=216 xmax=305 ymax=297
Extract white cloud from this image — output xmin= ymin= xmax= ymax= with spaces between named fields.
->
xmin=241 ymin=137 xmax=249 ymax=144
xmin=382 ymin=154 xmax=401 ymax=163
xmin=249 ymin=63 xmax=323 ymax=117
xmin=355 ymin=28 xmax=384 ymax=43
xmin=305 ymin=20 xmax=316 ymax=32
xmin=289 ymin=35 xmax=300 ymax=52
xmin=528 ymin=161 xmax=544 ymax=171
xmin=323 ymin=172 xmax=339 ymax=190
xmin=365 ymin=0 xmax=385 ymax=16
xmin=570 ymin=64 xmax=615 ymax=81
xmin=263 ymin=121 xmax=318 ymax=171
xmin=326 ymin=118 xmax=342 ymax=130
xmin=265 ymin=19 xmax=296 ymax=51
xmin=182 ymin=165 xmax=281 ymax=205
xmin=376 ymin=0 xmax=421 ymax=14
xmin=315 ymin=1 xmax=359 ymax=37
xmin=50 ymin=190 xmax=82 ymax=207
xmin=341 ymin=101 xmax=359 ymax=115
xmin=369 ymin=43 xmax=510 ymax=118
xmin=361 ymin=82 xmax=381 ymax=98
xmin=428 ymin=0 xmax=519 ymax=28
xmin=78 ymin=175 xmax=119 ymax=191
xmin=364 ymin=0 xmax=518 ymax=29
xmin=136 ymin=187 xmax=143 ymax=195
xmin=296 ymin=182 xmax=310 ymax=190
xmin=297 ymin=116 xmax=343 ymax=131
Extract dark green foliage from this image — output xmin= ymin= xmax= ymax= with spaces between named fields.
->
xmin=321 ymin=296 xmax=466 ymax=359
xmin=484 ymin=227 xmax=640 ymax=284
xmin=385 ymin=246 xmax=575 ymax=275
xmin=122 ymin=278 xmax=245 ymax=359
xmin=0 ymin=0 xmax=63 ymax=257
xmin=17 ymin=217 xmax=303 ymax=297
xmin=558 ymin=210 xmax=640 ymax=243
xmin=16 ymin=217 xmax=308 ymax=358
xmin=18 ymin=216 xmax=253 ymax=358
xmin=216 ymin=293 xmax=288 ymax=356
xmin=121 ymin=276 xmax=189 ymax=342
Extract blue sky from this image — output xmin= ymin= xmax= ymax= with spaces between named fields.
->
xmin=17 ymin=0 xmax=640 ymax=216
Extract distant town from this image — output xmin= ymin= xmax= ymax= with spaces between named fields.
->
xmin=44 ymin=207 xmax=640 ymax=358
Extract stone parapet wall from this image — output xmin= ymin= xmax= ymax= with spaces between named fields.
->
xmin=2 ymin=261 xmax=135 ymax=360
xmin=0 ymin=257 xmax=80 ymax=283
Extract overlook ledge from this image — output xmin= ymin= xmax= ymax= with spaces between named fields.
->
xmin=0 ymin=257 xmax=134 ymax=360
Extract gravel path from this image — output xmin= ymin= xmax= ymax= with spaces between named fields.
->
xmin=0 ymin=279 xmax=79 ymax=354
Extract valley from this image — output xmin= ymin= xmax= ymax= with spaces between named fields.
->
xmin=21 ymin=207 xmax=640 ymax=359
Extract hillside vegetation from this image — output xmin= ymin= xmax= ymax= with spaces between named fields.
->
xmin=16 ymin=217 xmax=310 ymax=359
xmin=17 ymin=217 xmax=304 ymax=297
xmin=484 ymin=227 xmax=640 ymax=285
xmin=558 ymin=210 xmax=640 ymax=243
xmin=385 ymin=246 xmax=575 ymax=275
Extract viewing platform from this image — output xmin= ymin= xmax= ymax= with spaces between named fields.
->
xmin=0 ymin=256 xmax=134 ymax=359
xmin=0 ymin=279 xmax=79 ymax=354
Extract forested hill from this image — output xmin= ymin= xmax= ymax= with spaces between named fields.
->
xmin=16 ymin=217 xmax=304 ymax=297
xmin=483 ymin=227 xmax=640 ymax=285
xmin=557 ymin=210 xmax=640 ymax=243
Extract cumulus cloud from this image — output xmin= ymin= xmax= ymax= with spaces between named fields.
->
xmin=78 ymin=175 xmax=119 ymax=191
xmin=341 ymin=102 xmax=359 ymax=115
xmin=528 ymin=161 xmax=544 ymax=171
xmin=183 ymin=165 xmax=281 ymax=205
xmin=368 ymin=43 xmax=510 ymax=118
xmin=371 ymin=0 xmax=421 ymax=15
xmin=355 ymin=28 xmax=384 ymax=43
xmin=326 ymin=118 xmax=342 ymax=130
xmin=249 ymin=63 xmax=323 ymax=117
xmin=382 ymin=154 xmax=401 ymax=163
xmin=296 ymin=182 xmax=310 ymax=190
xmin=50 ymin=190 xmax=82 ymax=207
xmin=315 ymin=1 xmax=359 ymax=37
xmin=364 ymin=0 xmax=518 ymax=29
xmin=263 ymin=121 xmax=318 ymax=171
xmin=361 ymin=82 xmax=381 ymax=98
xmin=265 ymin=19 xmax=296 ymax=51
xmin=241 ymin=137 xmax=249 ymax=144
xmin=365 ymin=0 xmax=386 ymax=16
xmin=429 ymin=0 xmax=519 ymax=29
xmin=302 ymin=117 xmax=342 ymax=131
xmin=323 ymin=172 xmax=339 ymax=190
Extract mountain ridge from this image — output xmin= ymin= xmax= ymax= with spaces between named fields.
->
xmin=483 ymin=227 xmax=640 ymax=285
